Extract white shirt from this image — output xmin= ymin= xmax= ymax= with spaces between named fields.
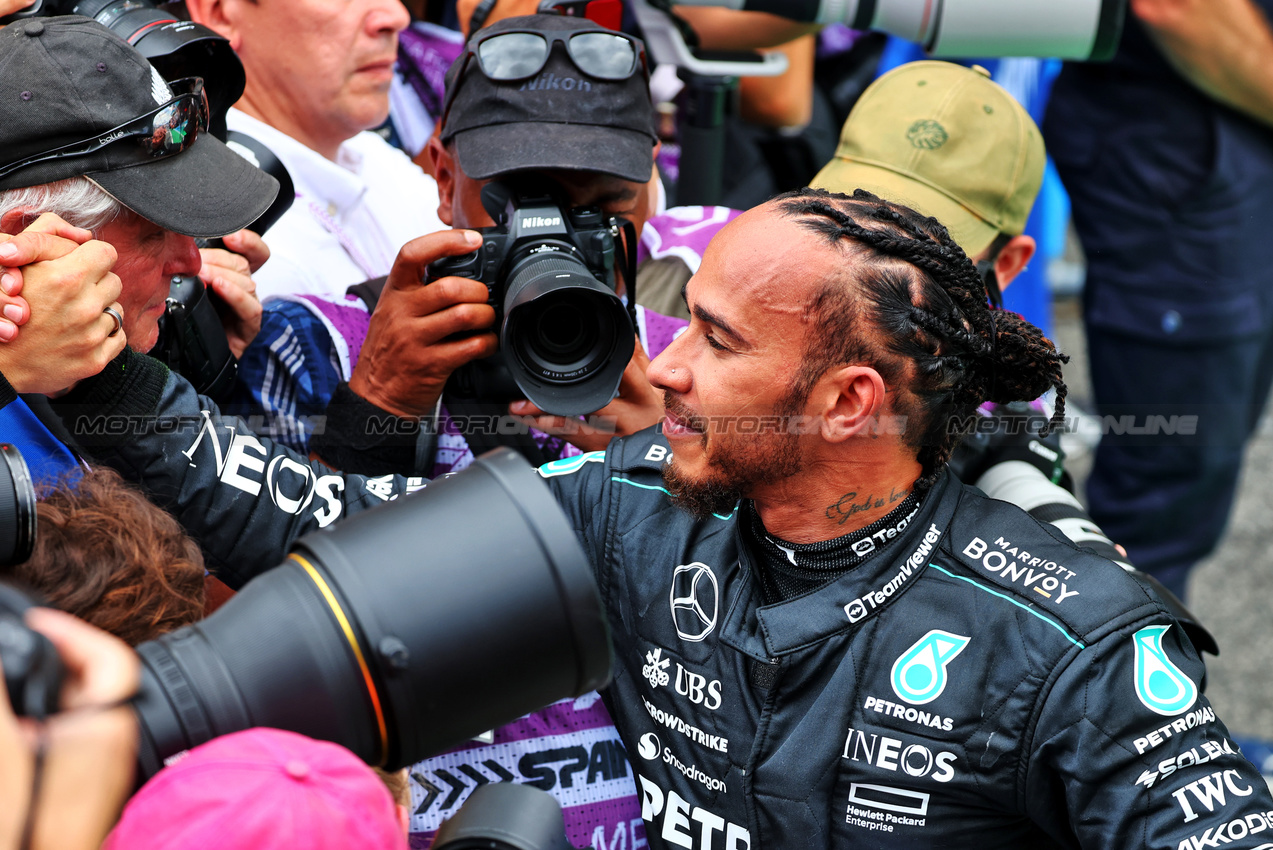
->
xmin=228 ymin=109 xmax=445 ymax=301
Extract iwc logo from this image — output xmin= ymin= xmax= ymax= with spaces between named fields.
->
xmin=891 ymin=630 xmax=969 ymax=705
xmin=907 ymin=120 xmax=948 ymax=150
xmin=1133 ymin=625 xmax=1198 ymax=716
xmin=670 ymin=563 xmax=718 ymax=642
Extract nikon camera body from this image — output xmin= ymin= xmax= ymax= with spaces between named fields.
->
xmin=426 ymin=183 xmax=636 ymax=417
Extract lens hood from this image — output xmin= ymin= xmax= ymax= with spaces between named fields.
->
xmin=133 ymin=449 xmax=611 ymax=775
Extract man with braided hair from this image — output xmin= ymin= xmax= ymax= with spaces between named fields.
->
xmin=38 ymin=185 xmax=1270 ymax=847
xmin=536 ymin=187 xmax=1272 ymax=849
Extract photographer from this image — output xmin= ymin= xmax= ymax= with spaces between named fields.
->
xmin=235 ymin=13 xmax=672 ymax=474
xmin=0 ymin=601 xmax=139 ymax=850
xmin=186 ymin=0 xmax=445 ymax=301
xmin=0 ymin=16 xmax=277 ymax=478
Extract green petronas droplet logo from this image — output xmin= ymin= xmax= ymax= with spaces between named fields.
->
xmin=1133 ymin=625 xmax=1198 ymax=716
xmin=891 ymin=630 xmax=970 ymax=705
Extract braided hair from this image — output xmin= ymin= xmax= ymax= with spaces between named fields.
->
xmin=777 ymin=187 xmax=1069 ymax=490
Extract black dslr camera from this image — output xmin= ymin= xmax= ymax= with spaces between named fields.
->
xmin=1 ymin=0 xmax=244 ymax=137
xmin=426 ymin=181 xmax=637 ymax=417
xmin=0 ymin=445 xmax=61 ymax=720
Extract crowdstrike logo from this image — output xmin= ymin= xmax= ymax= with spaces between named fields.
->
xmin=670 ymin=563 xmax=718 ymax=642
xmin=641 ymin=695 xmax=728 ymax=753
xmin=890 ymin=631 xmax=969 ymax=706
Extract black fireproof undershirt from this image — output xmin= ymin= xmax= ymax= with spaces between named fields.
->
xmin=744 ymin=492 xmax=923 ymax=605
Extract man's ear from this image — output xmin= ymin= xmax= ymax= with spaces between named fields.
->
xmin=187 ymin=0 xmax=241 ymax=49
xmin=816 ymin=365 xmax=887 ymax=442
xmin=428 ymin=136 xmax=455 ymax=226
xmin=993 ymin=234 xmax=1036 ymax=292
xmin=0 ymin=209 xmax=36 ymax=236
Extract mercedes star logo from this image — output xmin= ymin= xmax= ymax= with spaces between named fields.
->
xmin=670 ymin=562 xmax=719 ymax=642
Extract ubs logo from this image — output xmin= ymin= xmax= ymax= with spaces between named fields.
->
xmin=670 ymin=563 xmax=718 ymax=642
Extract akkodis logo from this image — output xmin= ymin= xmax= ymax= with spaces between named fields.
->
xmin=891 ymin=631 xmax=970 ymax=706
xmin=1133 ymin=625 xmax=1198 ymax=716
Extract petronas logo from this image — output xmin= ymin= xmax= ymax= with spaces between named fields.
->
xmin=891 ymin=630 xmax=970 ymax=705
xmin=1133 ymin=625 xmax=1198 ymax=716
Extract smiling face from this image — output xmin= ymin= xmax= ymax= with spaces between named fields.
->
xmin=645 ymin=203 xmax=844 ymax=516
xmin=96 ymin=210 xmax=202 ymax=354
xmin=224 ymin=0 xmax=410 ymax=158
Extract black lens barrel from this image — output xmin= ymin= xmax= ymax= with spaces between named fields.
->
xmin=133 ymin=449 xmax=610 ymax=777
xmin=0 ymin=445 xmax=36 ymax=569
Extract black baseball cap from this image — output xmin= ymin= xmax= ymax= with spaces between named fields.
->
xmin=439 ymin=14 xmax=657 ymax=184
xmin=0 ymin=16 xmax=278 ymax=239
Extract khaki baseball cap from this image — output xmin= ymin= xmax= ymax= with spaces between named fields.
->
xmin=811 ymin=61 xmax=1045 ymax=257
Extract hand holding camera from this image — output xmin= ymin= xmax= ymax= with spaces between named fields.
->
xmin=349 ymin=228 xmax=499 ymax=420
xmin=423 ymin=182 xmax=637 ymax=418
xmin=0 ymin=598 xmax=139 ymax=850
xmin=196 ymin=228 xmax=269 ymax=360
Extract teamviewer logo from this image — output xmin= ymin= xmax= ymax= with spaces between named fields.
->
xmin=844 ymin=598 xmax=868 ymax=623
xmin=670 ymin=563 xmax=719 ymax=642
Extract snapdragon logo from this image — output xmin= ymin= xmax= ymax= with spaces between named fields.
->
xmin=890 ymin=631 xmax=969 ymax=706
xmin=1133 ymin=625 xmax=1198 ymax=717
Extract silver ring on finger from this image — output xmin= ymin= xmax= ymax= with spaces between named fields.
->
xmin=103 ymin=306 xmax=123 ymax=337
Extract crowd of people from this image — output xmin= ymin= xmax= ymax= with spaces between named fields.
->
xmin=2 ymin=0 xmax=1272 ymax=847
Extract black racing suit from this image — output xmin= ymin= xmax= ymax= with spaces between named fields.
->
xmin=50 ymin=352 xmax=1273 ymax=848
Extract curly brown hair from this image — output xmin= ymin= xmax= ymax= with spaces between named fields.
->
xmin=7 ymin=468 xmax=206 ymax=646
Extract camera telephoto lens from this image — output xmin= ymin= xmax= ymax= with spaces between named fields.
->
xmin=62 ymin=0 xmax=246 ymax=135
xmin=516 ymin=289 xmax=613 ymax=383
xmin=131 ymin=449 xmax=611 ymax=778
xmin=536 ymin=300 xmax=593 ymax=359
xmin=433 ymin=784 xmax=578 ymax=850
xmin=502 ymin=252 xmax=633 ymax=416
xmin=0 ymin=444 xmax=36 ymax=569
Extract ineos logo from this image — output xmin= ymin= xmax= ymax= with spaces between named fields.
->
xmin=670 ymin=563 xmax=718 ymax=642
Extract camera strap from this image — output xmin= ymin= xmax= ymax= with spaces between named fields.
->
xmin=618 ymin=217 xmax=639 ymax=330
xmin=346 ymin=275 xmax=389 ymax=312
